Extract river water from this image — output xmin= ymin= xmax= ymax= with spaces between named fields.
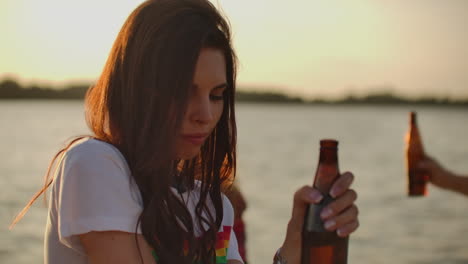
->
xmin=1 ymin=100 xmax=467 ymax=263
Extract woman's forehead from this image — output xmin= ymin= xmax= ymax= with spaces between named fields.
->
xmin=192 ymin=48 xmax=227 ymax=90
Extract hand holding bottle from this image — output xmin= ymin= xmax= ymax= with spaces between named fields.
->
xmin=418 ymin=156 xmax=468 ymax=196
xmin=418 ymin=156 xmax=453 ymax=189
xmin=278 ymin=172 xmax=359 ymax=264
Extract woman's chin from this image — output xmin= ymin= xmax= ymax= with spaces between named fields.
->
xmin=176 ymin=147 xmax=201 ymax=160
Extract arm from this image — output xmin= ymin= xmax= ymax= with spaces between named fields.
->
xmin=419 ymin=156 xmax=468 ymax=196
xmin=79 ymin=231 xmax=157 ymax=264
xmin=225 ymin=184 xmax=247 ymax=219
xmin=448 ymin=175 xmax=468 ymax=196
xmin=280 ymin=172 xmax=359 ymax=264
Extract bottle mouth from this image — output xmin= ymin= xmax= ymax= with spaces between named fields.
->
xmin=410 ymin=111 xmax=416 ymax=124
xmin=320 ymin=139 xmax=338 ymax=148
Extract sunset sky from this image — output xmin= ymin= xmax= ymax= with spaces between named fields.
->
xmin=1 ymin=0 xmax=467 ymax=99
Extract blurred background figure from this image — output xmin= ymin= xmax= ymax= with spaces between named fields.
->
xmin=225 ymin=182 xmax=248 ymax=263
xmin=419 ymin=156 xmax=468 ymax=196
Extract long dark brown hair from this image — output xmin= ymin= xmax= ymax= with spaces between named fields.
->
xmin=11 ymin=0 xmax=237 ymax=263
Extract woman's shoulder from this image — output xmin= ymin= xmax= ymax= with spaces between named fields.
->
xmin=67 ymin=137 xmax=119 ymax=155
xmin=64 ymin=137 xmax=130 ymax=174
xmin=221 ymin=192 xmax=235 ymax=223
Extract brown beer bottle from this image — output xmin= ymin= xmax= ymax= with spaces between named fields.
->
xmin=301 ymin=139 xmax=348 ymax=264
xmin=405 ymin=111 xmax=428 ymax=196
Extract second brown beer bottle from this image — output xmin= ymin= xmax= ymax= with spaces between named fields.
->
xmin=405 ymin=111 xmax=428 ymax=196
xmin=301 ymin=139 xmax=348 ymax=264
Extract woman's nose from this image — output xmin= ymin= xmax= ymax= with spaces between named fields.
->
xmin=190 ymin=97 xmax=213 ymax=124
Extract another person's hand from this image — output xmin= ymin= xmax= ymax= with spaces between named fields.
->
xmin=418 ymin=156 xmax=454 ymax=190
xmin=418 ymin=155 xmax=468 ymax=196
xmin=280 ymin=172 xmax=359 ymax=264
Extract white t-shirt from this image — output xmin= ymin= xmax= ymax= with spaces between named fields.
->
xmin=44 ymin=138 xmax=243 ymax=264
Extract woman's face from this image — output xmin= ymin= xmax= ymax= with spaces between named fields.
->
xmin=175 ymin=48 xmax=227 ymax=159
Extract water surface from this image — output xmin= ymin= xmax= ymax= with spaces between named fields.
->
xmin=1 ymin=101 xmax=467 ymax=263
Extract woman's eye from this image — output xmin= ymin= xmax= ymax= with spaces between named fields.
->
xmin=209 ymin=85 xmax=227 ymax=101
xmin=210 ymin=93 xmax=224 ymax=101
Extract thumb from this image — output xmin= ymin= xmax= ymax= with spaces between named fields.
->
xmin=290 ymin=186 xmax=323 ymax=226
xmin=417 ymin=155 xmax=436 ymax=169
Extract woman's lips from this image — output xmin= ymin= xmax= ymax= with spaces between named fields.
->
xmin=181 ymin=133 xmax=208 ymax=145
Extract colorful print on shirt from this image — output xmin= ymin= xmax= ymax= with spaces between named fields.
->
xmin=215 ymin=225 xmax=231 ymax=263
xmin=151 ymin=225 xmax=232 ymax=264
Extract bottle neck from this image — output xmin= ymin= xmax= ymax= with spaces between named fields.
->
xmin=410 ymin=112 xmax=417 ymax=126
xmin=314 ymin=147 xmax=339 ymax=194
xmin=318 ymin=147 xmax=338 ymax=165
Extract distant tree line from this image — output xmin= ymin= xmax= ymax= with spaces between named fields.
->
xmin=0 ymin=78 xmax=467 ymax=106
xmin=0 ymin=79 xmax=88 ymax=99
xmin=315 ymin=92 xmax=468 ymax=106
xmin=236 ymin=90 xmax=304 ymax=103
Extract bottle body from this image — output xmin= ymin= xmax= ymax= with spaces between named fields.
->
xmin=405 ymin=112 xmax=428 ymax=196
xmin=302 ymin=230 xmax=348 ymax=264
xmin=301 ymin=139 xmax=348 ymax=264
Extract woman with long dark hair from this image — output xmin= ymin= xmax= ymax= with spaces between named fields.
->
xmin=11 ymin=0 xmax=359 ymax=263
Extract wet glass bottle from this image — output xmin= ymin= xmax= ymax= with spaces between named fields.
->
xmin=301 ymin=139 xmax=348 ymax=264
xmin=405 ymin=111 xmax=428 ymax=196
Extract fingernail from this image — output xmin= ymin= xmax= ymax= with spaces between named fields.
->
xmin=330 ymin=188 xmax=339 ymax=198
xmin=321 ymin=208 xmax=333 ymax=219
xmin=309 ymin=191 xmax=323 ymax=203
xmin=337 ymin=229 xmax=346 ymax=237
xmin=324 ymin=220 xmax=336 ymax=230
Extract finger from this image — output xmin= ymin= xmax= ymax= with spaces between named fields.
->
xmin=321 ymin=189 xmax=357 ymax=220
xmin=418 ymin=158 xmax=434 ymax=168
xmin=423 ymin=154 xmax=434 ymax=162
xmin=323 ymin=204 xmax=359 ymax=232
xmin=330 ymin=171 xmax=354 ymax=198
xmin=417 ymin=160 xmax=428 ymax=169
xmin=337 ymin=219 xmax=360 ymax=237
xmin=291 ymin=186 xmax=323 ymax=218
